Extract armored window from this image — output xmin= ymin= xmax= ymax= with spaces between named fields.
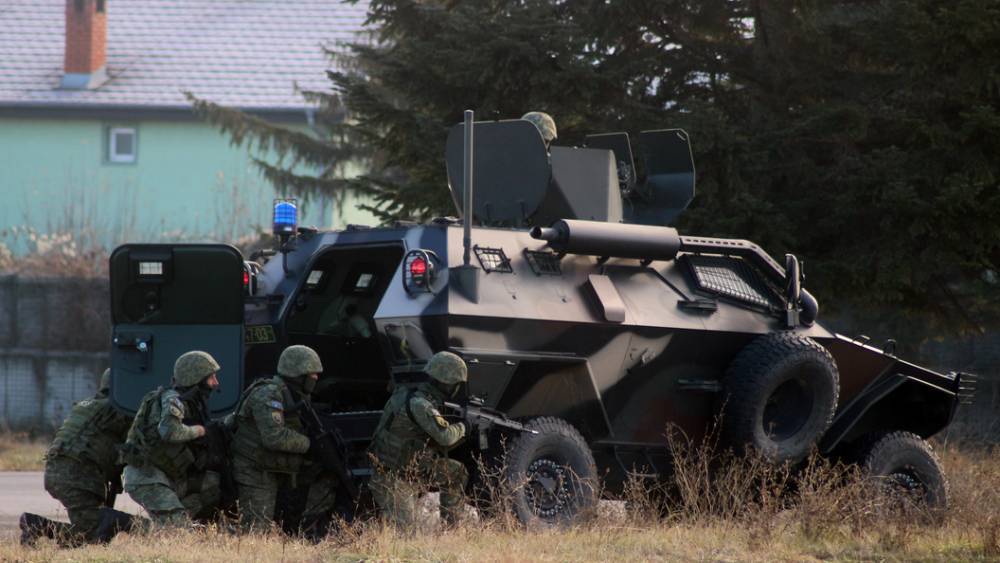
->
xmin=355 ymin=273 xmax=375 ymax=290
xmin=474 ymin=246 xmax=513 ymax=273
xmin=305 ymin=269 xmax=324 ymax=288
xmin=523 ymin=249 xmax=562 ymax=276
xmin=107 ymin=127 xmax=137 ymax=164
xmin=684 ymin=254 xmax=781 ymax=310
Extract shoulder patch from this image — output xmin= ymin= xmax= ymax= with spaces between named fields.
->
xmin=268 ymin=400 xmax=283 ymax=410
xmin=271 ymin=410 xmax=284 ymax=425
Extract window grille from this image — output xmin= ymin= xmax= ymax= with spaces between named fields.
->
xmin=474 ymin=246 xmax=513 ymax=273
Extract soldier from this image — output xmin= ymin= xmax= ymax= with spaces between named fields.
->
xmin=521 ymin=111 xmax=558 ymax=150
xmin=20 ymin=369 xmax=137 ymax=546
xmin=230 ymin=345 xmax=336 ymax=534
xmin=120 ymin=351 xmax=224 ymax=527
xmin=368 ymin=351 xmax=469 ymax=529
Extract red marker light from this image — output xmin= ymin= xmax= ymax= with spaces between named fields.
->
xmin=243 ymin=270 xmax=250 ymax=288
xmin=410 ymin=257 xmax=427 ymax=277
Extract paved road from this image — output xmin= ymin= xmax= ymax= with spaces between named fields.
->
xmin=0 ymin=472 xmax=144 ymax=537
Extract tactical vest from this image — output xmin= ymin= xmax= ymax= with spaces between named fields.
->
xmin=48 ymin=394 xmax=131 ymax=478
xmin=121 ymin=387 xmax=198 ymax=482
xmin=231 ymin=376 xmax=308 ymax=475
xmin=370 ymin=386 xmax=436 ymax=470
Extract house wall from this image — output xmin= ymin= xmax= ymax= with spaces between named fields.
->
xmin=0 ymin=116 xmax=378 ymax=252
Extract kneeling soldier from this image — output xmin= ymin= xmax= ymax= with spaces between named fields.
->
xmin=369 ymin=351 xmax=469 ymax=529
xmin=231 ymin=345 xmax=336 ymax=533
xmin=121 ymin=351 xmax=223 ymax=527
xmin=21 ymin=369 xmax=136 ymax=546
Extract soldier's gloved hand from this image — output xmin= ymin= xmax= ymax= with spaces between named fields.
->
xmin=455 ymin=422 xmax=467 ymax=439
xmin=192 ymin=425 xmax=207 ymax=438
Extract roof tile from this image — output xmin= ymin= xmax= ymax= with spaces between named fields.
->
xmin=0 ymin=0 xmax=370 ymax=110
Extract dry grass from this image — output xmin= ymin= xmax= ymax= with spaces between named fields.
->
xmin=0 ymin=431 xmax=47 ymax=471
xmin=2 ymin=442 xmax=999 ymax=561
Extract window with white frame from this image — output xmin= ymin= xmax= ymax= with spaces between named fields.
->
xmin=108 ymin=127 xmax=137 ymax=163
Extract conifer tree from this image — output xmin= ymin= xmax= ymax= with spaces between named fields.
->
xmin=193 ymin=0 xmax=1000 ymax=332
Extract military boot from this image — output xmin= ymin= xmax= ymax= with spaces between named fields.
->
xmin=19 ymin=512 xmax=71 ymax=546
xmin=94 ymin=508 xmax=143 ymax=543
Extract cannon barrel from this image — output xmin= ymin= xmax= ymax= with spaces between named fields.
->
xmin=530 ymin=219 xmax=681 ymax=261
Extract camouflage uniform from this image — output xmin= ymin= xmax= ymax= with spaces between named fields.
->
xmin=121 ymin=351 xmax=222 ymax=527
xmin=369 ymin=351 xmax=468 ymax=528
xmin=522 ymin=111 xmax=558 ymax=148
xmin=230 ymin=345 xmax=336 ymax=532
xmin=36 ymin=370 xmax=132 ymax=542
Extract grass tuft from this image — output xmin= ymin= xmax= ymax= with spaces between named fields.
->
xmin=0 ymin=431 xmax=48 ymax=471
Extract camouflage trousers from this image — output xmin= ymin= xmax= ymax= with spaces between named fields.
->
xmin=43 ymin=456 xmax=112 ymax=540
xmin=232 ymin=457 xmax=337 ymax=533
xmin=125 ymin=470 xmax=221 ymax=528
xmin=369 ymin=454 xmax=468 ymax=530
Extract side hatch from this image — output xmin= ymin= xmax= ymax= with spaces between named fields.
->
xmin=110 ymin=244 xmax=244 ymax=415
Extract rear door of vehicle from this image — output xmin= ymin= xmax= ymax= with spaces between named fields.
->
xmin=109 ymin=244 xmax=244 ymax=415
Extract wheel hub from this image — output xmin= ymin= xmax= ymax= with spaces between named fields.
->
xmin=762 ymin=379 xmax=812 ymax=441
xmin=887 ymin=470 xmax=926 ymax=499
xmin=524 ymin=458 xmax=571 ymax=519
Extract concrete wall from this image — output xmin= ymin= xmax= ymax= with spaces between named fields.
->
xmin=0 ymin=275 xmax=109 ymax=429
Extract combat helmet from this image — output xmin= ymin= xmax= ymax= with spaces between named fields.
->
xmin=173 ymin=351 xmax=220 ymax=387
xmin=521 ymin=111 xmax=557 ymax=145
xmin=424 ymin=351 xmax=468 ymax=385
xmin=277 ymin=345 xmax=323 ymax=395
xmin=277 ymin=345 xmax=323 ymax=378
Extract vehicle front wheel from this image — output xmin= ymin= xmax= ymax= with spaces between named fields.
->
xmin=504 ymin=417 xmax=598 ymax=527
xmin=720 ymin=332 xmax=839 ymax=464
xmin=859 ymin=431 xmax=949 ymax=511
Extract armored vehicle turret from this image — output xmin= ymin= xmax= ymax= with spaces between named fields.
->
xmin=109 ymin=112 xmax=972 ymax=526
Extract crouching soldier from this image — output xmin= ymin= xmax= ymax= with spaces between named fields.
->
xmin=230 ymin=345 xmax=337 ymax=535
xmin=121 ymin=351 xmax=224 ymax=527
xmin=20 ymin=369 xmax=139 ymax=546
xmin=369 ymin=351 xmax=469 ymax=529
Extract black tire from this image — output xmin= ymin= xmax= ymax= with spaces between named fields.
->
xmin=504 ymin=417 xmax=598 ymax=527
xmin=720 ymin=332 xmax=839 ymax=464
xmin=859 ymin=431 xmax=949 ymax=510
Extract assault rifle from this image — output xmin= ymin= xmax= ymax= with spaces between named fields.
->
xmin=293 ymin=399 xmax=360 ymax=502
xmin=443 ymin=396 xmax=537 ymax=450
xmin=180 ymin=386 xmax=237 ymax=510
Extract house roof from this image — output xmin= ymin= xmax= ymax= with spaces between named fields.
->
xmin=0 ymin=0 xmax=370 ymax=116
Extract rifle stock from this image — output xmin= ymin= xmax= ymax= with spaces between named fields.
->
xmin=297 ymin=400 xmax=360 ymax=502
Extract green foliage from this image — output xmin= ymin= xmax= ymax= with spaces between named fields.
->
xmin=682 ymin=1 xmax=1000 ymax=330
xmin=193 ymin=0 xmax=1000 ymax=331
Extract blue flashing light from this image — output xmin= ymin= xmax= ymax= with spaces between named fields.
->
xmin=273 ymin=199 xmax=298 ymax=236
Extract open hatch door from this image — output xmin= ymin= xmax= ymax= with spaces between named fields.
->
xmin=109 ymin=244 xmax=244 ymax=415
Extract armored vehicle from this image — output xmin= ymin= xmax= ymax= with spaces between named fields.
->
xmin=109 ymin=112 xmax=972 ymax=525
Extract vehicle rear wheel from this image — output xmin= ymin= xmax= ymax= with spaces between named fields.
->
xmin=720 ymin=332 xmax=839 ymax=464
xmin=859 ymin=431 xmax=949 ymax=511
xmin=504 ymin=417 xmax=598 ymax=527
